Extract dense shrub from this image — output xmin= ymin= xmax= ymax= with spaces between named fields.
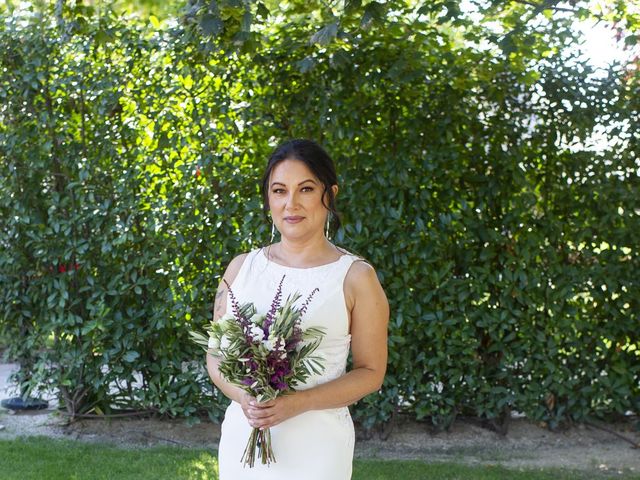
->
xmin=0 ymin=3 xmax=638 ymax=430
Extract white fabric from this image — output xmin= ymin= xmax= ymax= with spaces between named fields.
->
xmin=217 ymin=247 xmax=358 ymax=480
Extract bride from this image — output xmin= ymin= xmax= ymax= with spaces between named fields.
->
xmin=206 ymin=139 xmax=389 ymax=479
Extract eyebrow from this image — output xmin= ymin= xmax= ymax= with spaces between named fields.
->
xmin=270 ymin=179 xmax=318 ymax=187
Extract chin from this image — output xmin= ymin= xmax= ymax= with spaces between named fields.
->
xmin=280 ymin=228 xmax=319 ymax=240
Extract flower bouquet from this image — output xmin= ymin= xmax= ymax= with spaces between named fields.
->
xmin=190 ymin=275 xmax=325 ymax=467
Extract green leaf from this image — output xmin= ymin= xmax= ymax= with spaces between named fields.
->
xmin=361 ymin=2 xmax=384 ymax=29
xmin=309 ymin=22 xmax=339 ymax=46
xmin=123 ymin=351 xmax=140 ymax=363
xmin=296 ymin=56 xmax=315 ymax=73
xmin=256 ymin=3 xmax=270 ymax=19
xmin=200 ymin=14 xmax=224 ymax=37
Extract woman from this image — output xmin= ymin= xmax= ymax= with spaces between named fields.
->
xmin=206 ymin=139 xmax=389 ymax=479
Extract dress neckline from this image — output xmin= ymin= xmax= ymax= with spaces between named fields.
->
xmin=260 ymin=247 xmax=349 ymax=271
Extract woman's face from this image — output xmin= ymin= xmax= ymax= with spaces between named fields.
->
xmin=268 ymin=158 xmax=337 ymax=242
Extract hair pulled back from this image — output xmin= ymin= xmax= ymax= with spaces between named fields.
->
xmin=261 ymin=139 xmax=342 ymax=234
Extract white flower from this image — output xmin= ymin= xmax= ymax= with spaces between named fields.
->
xmin=262 ymin=338 xmax=276 ymax=351
xmin=263 ymin=336 xmax=286 ymax=356
xmin=249 ymin=325 xmax=264 ymax=342
xmin=220 ymin=334 xmax=231 ymax=351
xmin=218 ymin=313 xmax=235 ymax=329
xmin=207 ymin=335 xmax=220 ymax=352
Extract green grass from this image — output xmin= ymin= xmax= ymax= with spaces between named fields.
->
xmin=0 ymin=436 xmax=638 ymax=480
xmin=0 ymin=436 xmax=216 ymax=479
xmin=354 ymin=460 xmax=638 ymax=479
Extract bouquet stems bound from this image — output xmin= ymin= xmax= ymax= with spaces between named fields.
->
xmin=243 ymin=425 xmax=274 ymax=467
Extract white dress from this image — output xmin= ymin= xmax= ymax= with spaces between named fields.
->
xmin=217 ymin=247 xmax=358 ymax=480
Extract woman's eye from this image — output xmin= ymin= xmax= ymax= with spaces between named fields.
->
xmin=301 ymin=187 xmax=314 ymax=192
xmin=272 ymin=189 xmax=285 ymax=194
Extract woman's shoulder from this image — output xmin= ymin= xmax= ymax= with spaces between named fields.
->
xmin=342 ymin=252 xmax=385 ymax=312
xmin=346 ymin=257 xmax=377 ymax=281
xmin=335 ymin=246 xmax=373 ymax=269
xmin=223 ymin=248 xmax=261 ymax=282
xmin=341 ymin=249 xmax=378 ymax=286
xmin=227 ymin=252 xmax=250 ymax=270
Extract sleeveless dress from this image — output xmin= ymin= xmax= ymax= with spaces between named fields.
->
xmin=216 ymin=247 xmax=358 ymax=480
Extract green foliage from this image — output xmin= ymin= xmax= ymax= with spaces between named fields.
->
xmin=0 ymin=1 xmax=638 ymax=431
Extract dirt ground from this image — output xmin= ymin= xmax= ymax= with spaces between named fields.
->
xmin=1 ymin=406 xmax=639 ymax=477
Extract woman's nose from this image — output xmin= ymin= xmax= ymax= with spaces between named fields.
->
xmin=285 ymin=191 xmax=300 ymax=207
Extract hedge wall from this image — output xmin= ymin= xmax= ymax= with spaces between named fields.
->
xmin=0 ymin=4 xmax=638 ymax=431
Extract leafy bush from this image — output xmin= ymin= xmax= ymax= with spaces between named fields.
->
xmin=0 ymin=3 xmax=638 ymax=430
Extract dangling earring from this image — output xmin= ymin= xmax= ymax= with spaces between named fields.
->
xmin=270 ymin=222 xmax=276 ymax=243
xmin=325 ymin=213 xmax=331 ymax=239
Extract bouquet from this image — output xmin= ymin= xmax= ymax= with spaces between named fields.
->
xmin=190 ymin=275 xmax=325 ymax=467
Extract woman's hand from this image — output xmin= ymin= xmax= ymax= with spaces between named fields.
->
xmin=237 ymin=390 xmax=256 ymax=418
xmin=240 ymin=393 xmax=306 ymax=429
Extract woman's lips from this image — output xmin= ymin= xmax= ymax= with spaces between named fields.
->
xmin=284 ymin=216 xmax=304 ymax=223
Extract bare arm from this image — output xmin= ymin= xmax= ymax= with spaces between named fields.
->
xmin=205 ymin=253 xmax=249 ymax=405
xmin=245 ymin=260 xmax=389 ymax=428
xmin=300 ymin=260 xmax=389 ymax=408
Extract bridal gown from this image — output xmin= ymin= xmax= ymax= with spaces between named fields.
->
xmin=215 ymin=247 xmax=358 ymax=480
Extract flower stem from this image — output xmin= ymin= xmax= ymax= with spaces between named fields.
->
xmin=241 ymin=427 xmax=276 ymax=468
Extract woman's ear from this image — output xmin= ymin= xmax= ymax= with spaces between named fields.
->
xmin=331 ymin=184 xmax=338 ymax=198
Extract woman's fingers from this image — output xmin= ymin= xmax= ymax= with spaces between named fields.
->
xmin=244 ymin=402 xmax=277 ymax=427
xmin=248 ymin=406 xmax=273 ymax=419
xmin=239 ymin=393 xmax=260 ymax=421
xmin=250 ymin=398 xmax=276 ymax=407
xmin=241 ymin=394 xmax=303 ymax=428
xmin=247 ymin=395 xmax=301 ymax=428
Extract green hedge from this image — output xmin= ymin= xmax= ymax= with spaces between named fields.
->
xmin=0 ymin=5 xmax=638 ymax=430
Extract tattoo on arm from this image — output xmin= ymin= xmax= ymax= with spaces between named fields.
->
xmin=213 ymin=285 xmax=226 ymax=321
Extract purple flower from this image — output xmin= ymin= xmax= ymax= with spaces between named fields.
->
xmin=277 ymin=364 xmax=291 ymax=376
xmin=269 ymin=368 xmax=289 ymax=390
xmin=266 ymin=354 xmax=282 ymax=371
xmin=223 ymin=279 xmax=251 ymax=337
xmin=299 ymin=287 xmax=319 ymax=317
xmin=285 ymin=327 xmax=303 ymax=351
xmin=285 ymin=340 xmax=299 ymax=351
xmin=272 ymin=378 xmax=288 ymax=391
xmin=263 ymin=275 xmax=285 ymax=333
xmin=223 ymin=280 xmax=242 ymax=319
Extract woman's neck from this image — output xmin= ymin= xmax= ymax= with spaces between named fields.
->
xmin=270 ymin=237 xmax=339 ymax=267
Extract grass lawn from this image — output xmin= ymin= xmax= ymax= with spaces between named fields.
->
xmin=1 ymin=436 xmax=637 ymax=480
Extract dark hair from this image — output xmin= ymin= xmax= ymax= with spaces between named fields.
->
xmin=261 ymin=139 xmax=342 ymax=234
